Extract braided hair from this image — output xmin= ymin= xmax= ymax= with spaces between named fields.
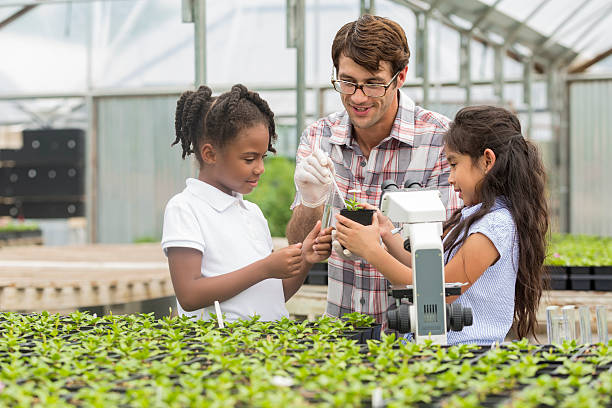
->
xmin=172 ymin=84 xmax=277 ymax=164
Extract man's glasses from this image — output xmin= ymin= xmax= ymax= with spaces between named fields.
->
xmin=331 ymin=70 xmax=401 ymax=98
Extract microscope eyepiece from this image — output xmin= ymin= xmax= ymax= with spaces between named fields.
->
xmin=403 ymin=180 xmax=423 ymax=189
xmin=381 ymin=179 xmax=399 ymax=191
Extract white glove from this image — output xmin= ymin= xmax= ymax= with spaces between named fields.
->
xmin=331 ymin=229 xmax=361 ymax=261
xmin=294 ymin=150 xmax=335 ymax=208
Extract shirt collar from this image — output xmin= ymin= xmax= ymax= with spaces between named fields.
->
xmin=185 ymin=178 xmax=246 ymax=212
xmin=329 ymin=113 xmax=352 ymax=146
xmin=394 ymin=89 xmax=416 ymax=146
xmin=460 ymin=197 xmax=509 ymax=219
xmin=329 ymin=89 xmax=417 ymax=147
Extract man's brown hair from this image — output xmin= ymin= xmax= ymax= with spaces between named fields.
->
xmin=331 ymin=15 xmax=410 ymax=76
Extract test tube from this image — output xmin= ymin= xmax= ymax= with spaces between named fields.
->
xmin=578 ymin=306 xmax=592 ymax=344
xmin=596 ymin=306 xmax=609 ymax=344
xmin=321 ymin=189 xmax=334 ymax=230
xmin=546 ymin=306 xmax=560 ymax=345
xmin=561 ymin=305 xmax=577 ymax=342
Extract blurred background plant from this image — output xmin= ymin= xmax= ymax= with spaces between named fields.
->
xmin=0 ymin=221 xmax=39 ymax=232
xmin=547 ymin=234 xmax=612 ymax=266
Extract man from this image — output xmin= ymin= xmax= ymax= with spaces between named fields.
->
xmin=286 ymin=15 xmax=461 ymax=325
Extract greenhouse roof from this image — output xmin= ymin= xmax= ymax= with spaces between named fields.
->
xmin=393 ymin=0 xmax=612 ymax=72
xmin=0 ymin=0 xmax=611 ymax=97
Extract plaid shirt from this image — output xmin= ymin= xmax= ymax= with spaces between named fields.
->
xmin=292 ymin=90 xmax=461 ymax=327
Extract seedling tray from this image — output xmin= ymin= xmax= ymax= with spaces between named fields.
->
xmin=0 ymin=311 xmax=611 ymax=407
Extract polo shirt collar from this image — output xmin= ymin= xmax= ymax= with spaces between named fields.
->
xmin=329 ymin=89 xmax=417 ymax=147
xmin=185 ymin=178 xmax=246 ymax=212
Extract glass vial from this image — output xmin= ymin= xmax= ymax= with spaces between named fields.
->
xmin=578 ymin=306 xmax=592 ymax=345
xmin=596 ymin=306 xmax=609 ymax=344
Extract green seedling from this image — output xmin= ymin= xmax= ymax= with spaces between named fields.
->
xmin=344 ymin=189 xmax=363 ymax=211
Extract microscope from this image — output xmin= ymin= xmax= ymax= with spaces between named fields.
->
xmin=379 ymin=180 xmax=472 ymax=345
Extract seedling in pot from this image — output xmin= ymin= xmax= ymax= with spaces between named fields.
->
xmin=344 ymin=190 xmax=363 ymax=211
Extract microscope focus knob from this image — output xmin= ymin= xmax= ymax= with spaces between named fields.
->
xmin=463 ymin=307 xmax=473 ymax=327
xmin=387 ymin=303 xmax=412 ymax=333
xmin=397 ymin=303 xmax=411 ymax=333
xmin=447 ymin=303 xmax=473 ymax=332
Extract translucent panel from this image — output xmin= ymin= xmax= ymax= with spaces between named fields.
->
xmin=495 ymin=0 xmax=612 ymax=62
xmin=0 ymin=6 xmax=22 ymax=21
xmin=497 ymin=0 xmax=546 ymax=22
xmin=89 ymin=1 xmax=193 ymax=88
xmin=1 ymin=0 xmax=611 ymax=99
xmin=0 ymin=3 xmax=88 ymax=93
xmin=0 ymin=98 xmax=85 ymax=128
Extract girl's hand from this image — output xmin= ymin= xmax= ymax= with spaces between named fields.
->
xmin=264 ymin=243 xmax=303 ymax=279
xmin=334 ymin=212 xmax=381 ymax=260
xmin=357 ymin=202 xmax=395 ymax=240
xmin=303 ymin=220 xmax=333 ymax=264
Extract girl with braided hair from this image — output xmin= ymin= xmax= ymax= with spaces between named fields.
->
xmin=162 ymin=84 xmax=332 ymax=321
xmin=335 ymin=106 xmax=548 ymax=344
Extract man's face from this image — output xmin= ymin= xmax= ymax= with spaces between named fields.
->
xmin=336 ymin=55 xmax=402 ymax=131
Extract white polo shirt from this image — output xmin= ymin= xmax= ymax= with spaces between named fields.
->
xmin=161 ymin=178 xmax=289 ymax=322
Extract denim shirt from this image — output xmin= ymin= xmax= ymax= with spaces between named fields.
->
xmin=445 ymin=198 xmax=518 ymax=345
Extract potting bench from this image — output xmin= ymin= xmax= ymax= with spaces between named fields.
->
xmin=0 ymin=243 xmax=173 ymax=313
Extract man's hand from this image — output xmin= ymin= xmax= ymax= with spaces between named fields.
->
xmin=294 ymin=150 xmax=335 ymax=208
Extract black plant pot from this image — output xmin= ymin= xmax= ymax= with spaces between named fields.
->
xmin=307 ymin=262 xmax=328 ymax=285
xmin=0 ymin=231 xmax=18 ymax=241
xmin=593 ymin=266 xmax=612 ymax=291
xmin=355 ymin=326 xmax=372 ymax=343
xmin=370 ymin=323 xmax=382 ymax=340
xmin=569 ymin=266 xmax=592 ymax=290
xmin=546 ymin=265 xmax=568 ymax=290
xmin=339 ymin=208 xmax=376 ymax=251
xmin=339 ymin=208 xmax=376 ymax=226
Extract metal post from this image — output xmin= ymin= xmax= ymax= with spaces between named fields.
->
xmin=560 ymin=70 xmax=570 ymax=233
xmin=360 ymin=0 xmax=375 ymax=15
xmin=295 ymin=0 xmax=305 ymax=141
xmin=416 ymin=12 xmax=430 ymax=108
xmin=494 ymin=45 xmax=504 ymax=104
xmin=459 ymin=32 xmax=471 ymax=105
xmin=193 ymin=0 xmax=206 ymax=87
xmin=86 ymin=3 xmax=96 ymax=243
xmin=523 ymin=59 xmax=533 ymax=139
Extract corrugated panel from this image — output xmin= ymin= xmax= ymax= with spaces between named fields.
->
xmin=569 ymin=80 xmax=612 ymax=237
xmin=96 ymin=95 xmax=193 ymax=243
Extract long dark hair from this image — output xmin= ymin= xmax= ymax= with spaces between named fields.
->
xmin=442 ymin=106 xmax=548 ymax=339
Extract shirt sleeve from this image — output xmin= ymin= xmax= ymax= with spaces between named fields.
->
xmin=467 ymin=209 xmax=515 ymax=265
xmin=161 ymin=200 xmax=205 ymax=256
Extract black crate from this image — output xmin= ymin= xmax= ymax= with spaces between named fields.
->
xmin=545 ymin=265 xmax=568 ymax=290
xmin=0 ymin=129 xmax=84 ymax=166
xmin=1 ymin=166 xmax=84 ymax=197
xmin=593 ymin=266 xmax=612 ymax=291
xmin=0 ymin=201 xmax=84 ymax=219
xmin=568 ymin=266 xmax=592 ymax=290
